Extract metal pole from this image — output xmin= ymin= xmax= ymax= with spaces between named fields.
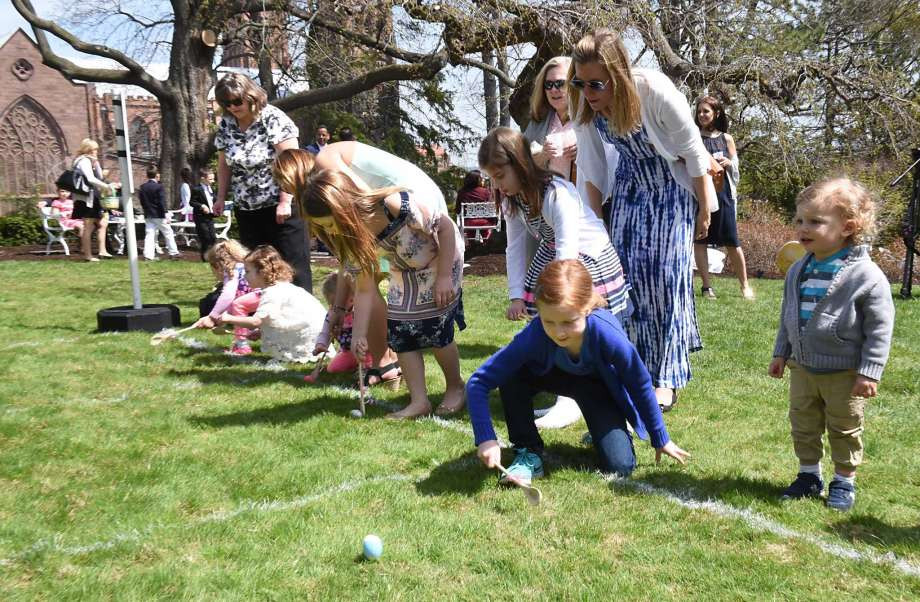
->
xmin=112 ymin=92 xmax=142 ymax=309
xmin=899 ymin=149 xmax=920 ymax=299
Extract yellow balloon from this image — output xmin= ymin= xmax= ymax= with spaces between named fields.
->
xmin=776 ymin=241 xmax=806 ymax=275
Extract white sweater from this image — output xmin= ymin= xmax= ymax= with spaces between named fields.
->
xmin=73 ymin=155 xmax=109 ymax=206
xmin=574 ymin=69 xmax=717 ymax=213
xmin=504 ymin=177 xmax=610 ymax=300
xmin=254 ymin=282 xmax=334 ymax=363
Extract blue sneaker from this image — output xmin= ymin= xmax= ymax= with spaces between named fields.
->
xmin=780 ymin=472 xmax=824 ymax=500
xmin=827 ymin=479 xmax=856 ymax=511
xmin=500 ymin=448 xmax=544 ymax=486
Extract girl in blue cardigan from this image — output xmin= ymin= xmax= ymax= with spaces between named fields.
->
xmin=468 ymin=259 xmax=690 ymax=484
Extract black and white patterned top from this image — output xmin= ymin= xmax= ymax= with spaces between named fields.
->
xmin=214 ymin=105 xmax=299 ymax=212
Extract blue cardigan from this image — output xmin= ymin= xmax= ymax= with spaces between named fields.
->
xmin=467 ymin=310 xmax=670 ymax=449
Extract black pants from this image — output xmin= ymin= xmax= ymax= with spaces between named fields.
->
xmin=195 ymin=215 xmax=217 ymax=261
xmin=237 ymin=205 xmax=312 ymax=292
xmin=500 ymin=366 xmax=636 ymax=476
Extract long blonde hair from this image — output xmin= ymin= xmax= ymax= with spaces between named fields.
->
xmin=568 ymin=29 xmax=641 ymax=135
xmin=529 ymin=56 xmax=571 ymax=123
xmin=273 ymin=148 xmax=318 ymax=220
xmin=300 ymin=169 xmax=403 ymax=275
xmin=477 ymin=127 xmax=553 ymax=219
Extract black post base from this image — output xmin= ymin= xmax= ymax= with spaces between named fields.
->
xmin=97 ymin=304 xmax=180 ymax=333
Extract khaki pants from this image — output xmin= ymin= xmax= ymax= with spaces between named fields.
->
xmin=787 ymin=360 xmax=866 ymax=470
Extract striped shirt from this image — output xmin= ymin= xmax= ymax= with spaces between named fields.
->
xmin=799 ymin=247 xmax=850 ymax=325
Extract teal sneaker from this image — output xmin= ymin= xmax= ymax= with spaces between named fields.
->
xmin=500 ymin=448 xmax=544 ymax=486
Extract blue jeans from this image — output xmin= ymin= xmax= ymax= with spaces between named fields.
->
xmin=499 ymin=366 xmax=636 ymax=477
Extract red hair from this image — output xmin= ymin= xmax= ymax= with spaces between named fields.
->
xmin=534 ymin=259 xmax=605 ymax=314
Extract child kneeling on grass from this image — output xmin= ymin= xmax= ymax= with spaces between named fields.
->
xmin=769 ymin=177 xmax=894 ymax=512
xmin=467 ymin=259 xmax=689 ymax=485
xmin=220 ymin=245 xmax=331 ymax=364
xmin=194 ymin=240 xmax=263 ymax=355
xmin=310 ymin=271 xmax=373 ymax=378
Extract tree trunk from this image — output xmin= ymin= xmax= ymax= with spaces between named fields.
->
xmin=482 ymin=49 xmax=498 ymax=131
xmin=159 ymin=17 xmax=217 ymax=208
xmin=497 ymin=48 xmax=511 ymax=127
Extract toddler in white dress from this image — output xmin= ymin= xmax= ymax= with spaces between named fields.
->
xmin=220 ymin=245 xmax=333 ymax=364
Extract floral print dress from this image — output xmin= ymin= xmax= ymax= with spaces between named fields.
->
xmin=376 ymin=191 xmax=465 ymax=352
xmin=214 ymin=105 xmax=298 ymax=211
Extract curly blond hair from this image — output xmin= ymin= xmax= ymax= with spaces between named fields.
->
xmin=797 ymin=177 xmax=877 ymax=244
xmin=245 ymin=245 xmax=294 ymax=286
xmin=205 ymin=239 xmax=249 ymax=277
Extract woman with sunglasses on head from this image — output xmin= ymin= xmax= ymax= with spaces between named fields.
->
xmin=272 ymin=145 xmax=449 ymax=389
xmin=213 ymin=73 xmax=311 ymax=291
xmin=569 ymin=30 xmax=718 ymax=412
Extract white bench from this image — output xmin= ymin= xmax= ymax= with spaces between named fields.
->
xmin=40 ymin=205 xmax=78 ymax=255
xmin=456 ymin=201 xmax=501 ymax=245
xmin=168 ymin=210 xmax=198 ymax=248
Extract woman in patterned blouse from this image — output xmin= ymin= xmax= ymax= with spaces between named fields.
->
xmin=213 ymin=73 xmax=311 ymax=291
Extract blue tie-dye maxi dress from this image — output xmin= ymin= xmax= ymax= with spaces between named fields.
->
xmin=595 ymin=117 xmax=702 ymax=389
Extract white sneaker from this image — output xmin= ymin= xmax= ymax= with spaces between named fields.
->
xmin=534 ymin=396 xmax=582 ymax=429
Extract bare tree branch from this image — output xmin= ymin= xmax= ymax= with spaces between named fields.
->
xmin=11 ymin=0 xmax=166 ymax=95
xmin=273 ymin=55 xmax=447 ymax=111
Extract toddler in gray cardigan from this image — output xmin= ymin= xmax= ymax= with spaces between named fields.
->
xmin=768 ymin=177 xmax=894 ymax=512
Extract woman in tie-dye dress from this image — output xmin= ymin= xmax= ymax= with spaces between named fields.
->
xmin=569 ymin=30 xmax=718 ymax=411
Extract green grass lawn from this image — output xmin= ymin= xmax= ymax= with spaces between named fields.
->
xmin=1 ymin=258 xmax=918 ymax=600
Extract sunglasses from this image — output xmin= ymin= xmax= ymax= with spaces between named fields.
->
xmin=543 ymin=79 xmax=566 ymax=90
xmin=219 ymin=97 xmax=245 ymax=109
xmin=570 ymin=78 xmax=611 ymax=91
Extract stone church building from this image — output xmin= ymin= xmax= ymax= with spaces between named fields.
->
xmin=0 ymin=29 xmax=161 ymax=206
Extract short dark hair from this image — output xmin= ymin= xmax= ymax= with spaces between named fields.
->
xmin=338 ymin=127 xmax=355 ymax=141
xmin=316 ymin=124 xmax=329 ymax=133
xmin=146 ymin=167 xmax=158 ymax=179
xmin=198 ymin=168 xmax=212 ymax=179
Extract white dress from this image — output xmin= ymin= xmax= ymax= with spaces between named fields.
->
xmin=254 ymin=282 xmax=334 ymax=363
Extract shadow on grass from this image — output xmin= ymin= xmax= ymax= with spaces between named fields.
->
xmin=456 ymin=342 xmax=502 ymax=362
xmin=830 ymin=515 xmax=920 ymax=552
xmin=415 ymin=450 xmax=491 ymax=497
xmin=188 ymin=386 xmax=411 ymax=428
xmin=608 ymin=468 xmax=785 ymax=507
xmin=189 ymin=398 xmax=331 ymax=428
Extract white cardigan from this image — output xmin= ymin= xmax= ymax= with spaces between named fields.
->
xmin=504 ymin=177 xmax=610 ymax=300
xmin=574 ymin=69 xmax=717 ymax=213
xmin=73 ymin=155 xmax=110 ymax=207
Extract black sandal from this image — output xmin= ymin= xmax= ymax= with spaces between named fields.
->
xmin=363 ymin=361 xmax=402 ymax=387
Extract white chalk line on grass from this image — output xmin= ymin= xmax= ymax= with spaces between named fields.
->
xmin=13 ymin=335 xmax=912 ymax=578
xmin=173 ymin=339 xmax=920 ymax=579
xmin=601 ymin=474 xmax=920 ymax=578
xmin=0 ymin=474 xmax=413 ymax=567
xmin=0 ymin=337 xmax=78 ymax=353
